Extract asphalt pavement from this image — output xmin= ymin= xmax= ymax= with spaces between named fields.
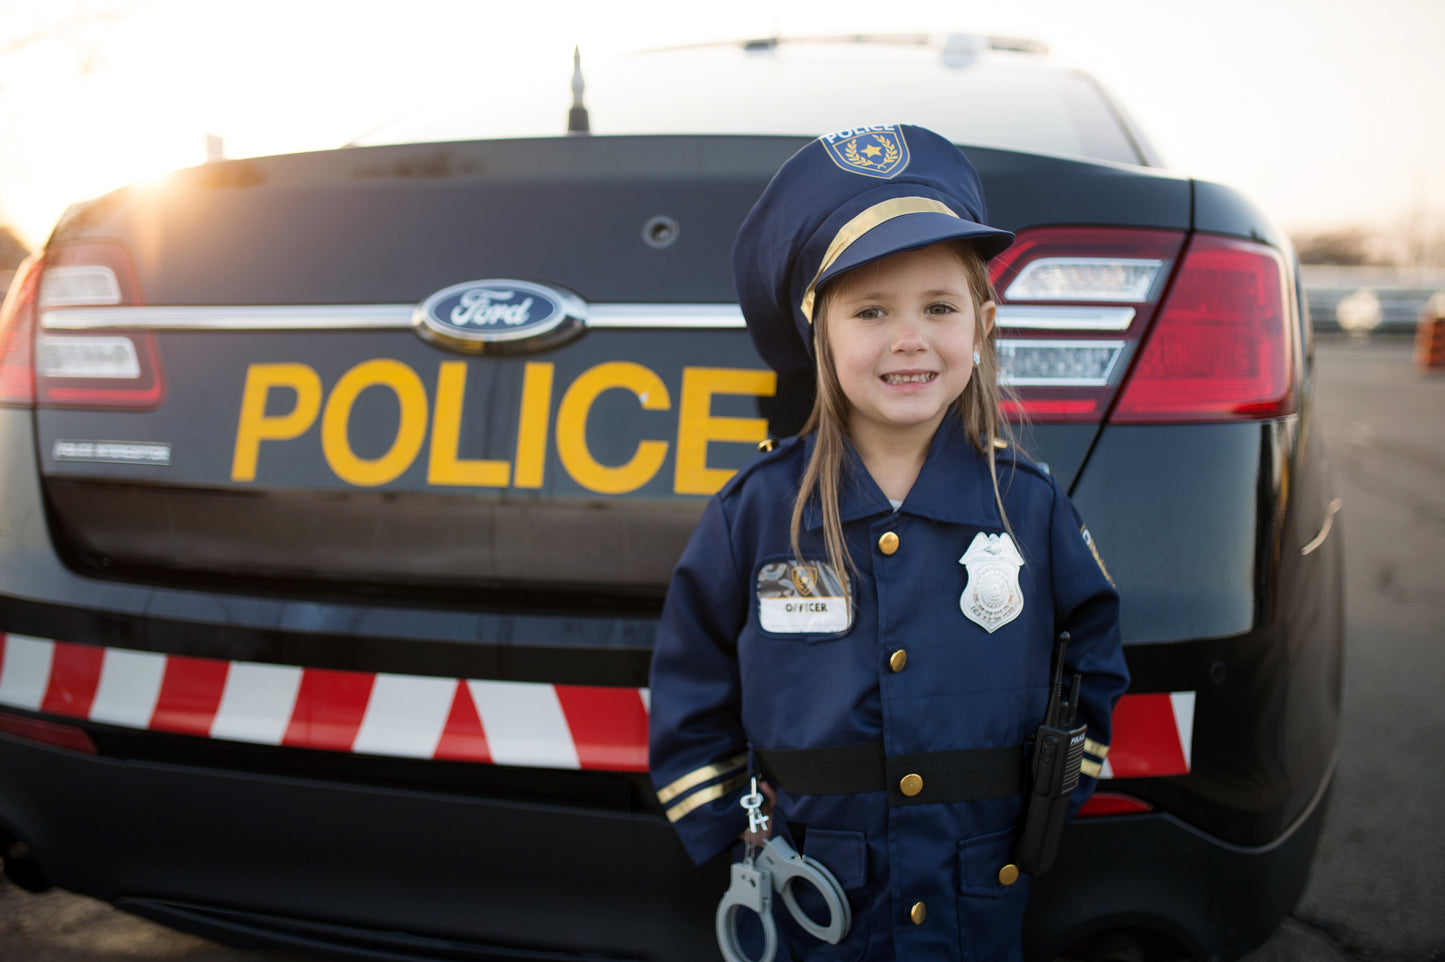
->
xmin=1 ymin=334 xmax=1442 ymax=962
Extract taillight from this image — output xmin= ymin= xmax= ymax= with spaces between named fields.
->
xmin=31 ymin=241 xmax=165 ymax=410
xmin=0 ymin=253 xmax=43 ymax=406
xmin=0 ymin=709 xmax=98 ymax=755
xmin=991 ymin=227 xmax=1295 ymax=425
xmin=1077 ymin=792 xmax=1154 ymax=818
xmin=1113 ymin=234 xmax=1294 ymax=422
xmin=991 ymin=228 xmax=1186 ymax=423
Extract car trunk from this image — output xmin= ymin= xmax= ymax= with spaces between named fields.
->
xmin=32 ymin=135 xmax=1191 ymax=604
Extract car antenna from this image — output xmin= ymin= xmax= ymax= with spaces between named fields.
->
xmin=567 ymin=46 xmax=590 ymax=135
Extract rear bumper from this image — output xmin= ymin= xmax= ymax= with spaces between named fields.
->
xmin=1029 ymin=758 xmax=1335 ymax=961
xmin=2 ymin=728 xmax=1330 ymax=962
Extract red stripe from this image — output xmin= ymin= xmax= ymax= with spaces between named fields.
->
xmin=0 ymin=633 xmax=8 ymax=688
xmin=40 ymin=641 xmax=105 ymax=719
xmin=433 ymin=682 xmax=492 ymax=763
xmin=554 ymin=685 xmax=649 ymax=772
xmin=1109 ymin=693 xmax=1188 ymax=777
xmin=150 ymin=655 xmax=230 ymax=737
xmin=283 ymin=668 xmax=375 ymax=752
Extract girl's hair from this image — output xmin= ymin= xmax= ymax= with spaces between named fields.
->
xmin=788 ymin=240 xmax=1022 ymax=579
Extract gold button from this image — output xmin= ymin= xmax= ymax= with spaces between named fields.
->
xmin=757 ymin=438 xmax=776 ymax=453
xmin=878 ymin=531 xmax=899 ymax=555
xmin=899 ymin=773 xmax=923 ymax=796
xmin=998 ymin=864 xmax=1020 ymax=886
xmin=910 ymin=901 xmax=926 ymax=925
xmin=889 ymin=649 xmax=907 ymax=673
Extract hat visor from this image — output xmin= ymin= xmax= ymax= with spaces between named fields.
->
xmin=814 ymin=212 xmax=1015 ymax=292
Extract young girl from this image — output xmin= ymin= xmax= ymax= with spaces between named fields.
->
xmin=649 ymin=124 xmax=1129 ymax=962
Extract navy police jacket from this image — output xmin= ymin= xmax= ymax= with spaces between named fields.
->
xmin=649 ymin=415 xmax=1129 ymax=962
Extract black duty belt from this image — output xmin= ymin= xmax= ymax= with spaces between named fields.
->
xmin=756 ymin=742 xmax=1024 ymax=807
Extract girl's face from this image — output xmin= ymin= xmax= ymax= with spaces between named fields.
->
xmin=821 ymin=242 xmax=995 ymax=448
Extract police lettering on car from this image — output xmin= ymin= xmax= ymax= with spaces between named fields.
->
xmin=648 ymin=125 xmax=1130 ymax=962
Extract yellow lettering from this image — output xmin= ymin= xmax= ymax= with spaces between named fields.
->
xmin=231 ymin=363 xmax=322 ymax=482
xmin=674 ymin=367 xmax=777 ymax=495
xmin=427 ymin=361 xmax=510 ymax=487
xmin=322 ymin=359 xmax=428 ymax=487
xmin=555 ymin=361 xmax=669 ymax=495
xmin=513 ymin=362 xmax=555 ymax=489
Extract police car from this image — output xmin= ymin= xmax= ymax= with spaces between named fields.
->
xmin=0 ymin=35 xmax=1343 ymax=962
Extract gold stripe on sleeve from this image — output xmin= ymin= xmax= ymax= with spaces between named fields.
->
xmin=665 ymin=773 xmax=750 ymax=824
xmin=1080 ymin=758 xmax=1103 ymax=779
xmin=1083 ymin=738 xmax=1110 ymax=760
xmin=656 ymin=752 xmax=748 ymax=806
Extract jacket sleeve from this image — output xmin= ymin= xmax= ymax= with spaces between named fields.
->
xmin=1046 ymin=476 xmax=1130 ymax=815
xmin=648 ymin=494 xmax=752 ymax=865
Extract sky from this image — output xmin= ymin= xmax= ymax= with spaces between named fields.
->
xmin=0 ymin=0 xmax=1441 ymax=255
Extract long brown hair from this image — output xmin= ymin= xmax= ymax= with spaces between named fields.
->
xmin=788 ymin=240 xmax=1021 ymax=579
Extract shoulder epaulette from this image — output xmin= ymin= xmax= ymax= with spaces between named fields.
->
xmin=992 ymin=440 xmax=1053 ymax=485
xmin=716 ymin=434 xmax=804 ymax=499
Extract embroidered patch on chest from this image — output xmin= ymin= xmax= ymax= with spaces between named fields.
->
xmin=756 ymin=561 xmax=852 ymax=634
xmin=958 ymin=533 xmax=1026 ymax=633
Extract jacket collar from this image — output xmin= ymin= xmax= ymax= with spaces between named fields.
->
xmin=802 ymin=416 xmax=1002 ymax=530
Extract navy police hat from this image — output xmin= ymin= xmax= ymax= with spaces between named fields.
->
xmin=732 ymin=124 xmax=1014 ymax=378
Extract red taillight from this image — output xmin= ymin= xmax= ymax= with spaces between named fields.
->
xmin=0 ymin=709 xmax=98 ymax=754
xmin=1113 ymin=234 xmax=1294 ymax=423
xmin=0 ymin=253 xmax=43 ymax=406
xmin=30 ymin=241 xmax=165 ymax=410
xmin=990 ymin=228 xmax=1186 ymax=424
xmin=1077 ymin=792 xmax=1154 ymax=818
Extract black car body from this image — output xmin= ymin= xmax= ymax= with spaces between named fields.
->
xmin=0 ymin=37 xmax=1342 ymax=962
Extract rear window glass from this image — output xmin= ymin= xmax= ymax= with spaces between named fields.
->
xmin=354 ymin=44 xmax=1146 ymax=166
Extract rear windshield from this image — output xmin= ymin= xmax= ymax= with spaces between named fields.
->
xmin=354 ymin=43 xmax=1147 ymax=167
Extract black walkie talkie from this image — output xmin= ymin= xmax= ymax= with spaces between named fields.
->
xmin=1015 ymin=631 xmax=1087 ymax=875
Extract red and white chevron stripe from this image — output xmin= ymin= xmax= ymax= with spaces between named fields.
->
xmin=0 ymin=633 xmax=1193 ymax=779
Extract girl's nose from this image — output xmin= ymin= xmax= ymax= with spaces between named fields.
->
xmin=891 ymin=316 xmax=928 ymax=352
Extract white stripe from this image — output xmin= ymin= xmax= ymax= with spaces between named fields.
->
xmin=638 ymin=688 xmax=651 ymax=713
xmin=352 ymin=674 xmax=457 ymax=759
xmin=0 ymin=635 xmax=55 ymax=711
xmin=467 ymin=680 xmax=580 ymax=769
xmin=1170 ymin=691 xmax=1196 ymax=771
xmin=1099 ymin=757 xmax=1114 ymax=780
xmin=88 ymin=648 xmax=166 ymax=728
xmin=209 ymin=662 xmax=304 ymax=745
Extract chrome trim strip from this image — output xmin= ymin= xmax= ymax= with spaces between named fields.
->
xmin=995 ymin=305 xmax=1136 ymax=331
xmin=44 ymin=304 xmax=1141 ymax=334
xmin=42 ymin=303 xmax=747 ymax=331
xmin=1301 ymin=498 xmax=1343 ymax=556
xmin=42 ymin=305 xmax=413 ymax=331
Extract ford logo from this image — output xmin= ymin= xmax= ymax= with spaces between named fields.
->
xmin=413 ymin=279 xmax=587 ymax=354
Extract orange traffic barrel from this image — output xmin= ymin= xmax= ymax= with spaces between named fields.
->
xmin=1415 ymin=293 xmax=1445 ymax=373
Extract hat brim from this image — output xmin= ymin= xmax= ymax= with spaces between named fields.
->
xmin=814 ymin=212 xmax=1014 ymax=292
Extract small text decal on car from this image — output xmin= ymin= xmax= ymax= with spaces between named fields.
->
xmin=413 ymin=279 xmax=587 ymax=354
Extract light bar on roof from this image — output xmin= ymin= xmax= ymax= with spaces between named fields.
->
xmin=998 ymin=339 xmax=1126 ymax=387
xmin=1005 ymin=257 xmax=1165 ymax=302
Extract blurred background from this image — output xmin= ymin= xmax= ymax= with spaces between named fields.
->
xmin=1 ymin=0 xmax=1442 ymax=311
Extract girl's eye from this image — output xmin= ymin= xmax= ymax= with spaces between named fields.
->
xmin=926 ymin=302 xmax=957 ymax=315
xmin=855 ymin=306 xmax=884 ymax=319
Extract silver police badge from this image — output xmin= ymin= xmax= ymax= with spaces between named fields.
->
xmin=959 ymin=532 xmax=1026 ymax=633
xmin=820 ymin=125 xmax=910 ymax=180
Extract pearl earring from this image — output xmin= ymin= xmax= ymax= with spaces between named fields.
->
xmin=972 ymin=349 xmax=981 ymax=365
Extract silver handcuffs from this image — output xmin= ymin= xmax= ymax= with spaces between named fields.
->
xmin=715 ymin=779 xmax=852 ymax=962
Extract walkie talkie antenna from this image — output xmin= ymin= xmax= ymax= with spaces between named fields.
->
xmin=1049 ymin=631 xmax=1070 ymax=725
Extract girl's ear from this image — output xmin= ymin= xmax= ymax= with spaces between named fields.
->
xmin=979 ymin=299 xmax=997 ymax=339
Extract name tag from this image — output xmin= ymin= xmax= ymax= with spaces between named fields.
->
xmin=756 ymin=560 xmax=852 ymax=635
